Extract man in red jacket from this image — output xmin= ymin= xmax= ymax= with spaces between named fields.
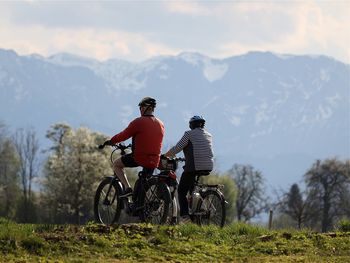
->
xmin=103 ymin=97 xmax=165 ymax=197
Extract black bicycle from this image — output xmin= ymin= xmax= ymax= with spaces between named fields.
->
xmin=94 ymin=143 xmax=172 ymax=225
xmin=170 ymin=158 xmax=227 ymax=227
xmin=189 ymin=172 xmax=226 ymax=227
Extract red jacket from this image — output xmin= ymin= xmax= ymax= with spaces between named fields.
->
xmin=111 ymin=115 xmax=164 ymax=168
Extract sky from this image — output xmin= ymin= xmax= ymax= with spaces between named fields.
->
xmin=0 ymin=1 xmax=349 ymax=64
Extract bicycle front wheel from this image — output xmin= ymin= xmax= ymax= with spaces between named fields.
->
xmin=196 ymin=190 xmax=226 ymax=227
xmin=139 ymin=180 xmax=171 ymax=224
xmin=94 ymin=177 xmax=122 ymax=225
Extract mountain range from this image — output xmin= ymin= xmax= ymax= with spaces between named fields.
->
xmin=0 ymin=48 xmax=349 ymax=191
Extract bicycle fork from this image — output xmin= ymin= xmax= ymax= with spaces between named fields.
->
xmin=103 ymin=176 xmax=118 ymax=206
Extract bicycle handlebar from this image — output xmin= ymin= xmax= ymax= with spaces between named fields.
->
xmin=160 ymin=155 xmax=185 ymax=162
xmin=98 ymin=143 xmax=132 ymax=164
xmin=98 ymin=144 xmax=185 ymax=165
xmin=98 ymin=142 xmax=132 ymax=150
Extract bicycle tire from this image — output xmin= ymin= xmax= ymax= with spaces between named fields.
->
xmin=167 ymin=196 xmax=178 ymax=225
xmin=139 ymin=179 xmax=171 ymax=224
xmin=94 ymin=177 xmax=122 ymax=225
xmin=196 ymin=189 xmax=226 ymax=227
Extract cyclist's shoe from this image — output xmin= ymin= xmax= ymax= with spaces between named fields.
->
xmin=179 ymin=215 xmax=192 ymax=224
xmin=170 ymin=216 xmax=178 ymax=225
xmin=120 ymin=187 xmax=133 ymax=198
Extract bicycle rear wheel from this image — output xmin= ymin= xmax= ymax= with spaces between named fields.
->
xmin=166 ymin=196 xmax=178 ymax=225
xmin=139 ymin=180 xmax=171 ymax=224
xmin=94 ymin=177 xmax=122 ymax=225
xmin=196 ymin=190 xmax=226 ymax=227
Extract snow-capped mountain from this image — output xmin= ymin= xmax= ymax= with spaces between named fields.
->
xmin=0 ymin=48 xmax=349 ymax=189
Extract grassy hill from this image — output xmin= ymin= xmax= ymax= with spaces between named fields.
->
xmin=1 ymin=218 xmax=349 ymax=262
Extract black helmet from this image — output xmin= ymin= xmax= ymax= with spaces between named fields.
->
xmin=189 ymin=115 xmax=205 ymax=129
xmin=138 ymin=97 xmax=156 ymax=108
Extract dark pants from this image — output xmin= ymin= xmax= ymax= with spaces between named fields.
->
xmin=178 ymin=172 xmax=196 ymax=216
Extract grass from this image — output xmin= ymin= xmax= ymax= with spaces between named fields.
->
xmin=0 ymin=218 xmax=349 ymax=262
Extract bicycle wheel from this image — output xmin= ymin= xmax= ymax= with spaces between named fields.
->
xmin=196 ymin=190 xmax=226 ymax=227
xmin=94 ymin=177 xmax=122 ymax=225
xmin=139 ymin=180 xmax=171 ymax=224
xmin=166 ymin=196 xmax=178 ymax=225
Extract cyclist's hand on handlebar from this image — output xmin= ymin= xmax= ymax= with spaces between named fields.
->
xmin=163 ymin=151 xmax=175 ymax=158
xmin=104 ymin=140 xmax=113 ymax=146
xmin=98 ymin=140 xmax=113 ymax=149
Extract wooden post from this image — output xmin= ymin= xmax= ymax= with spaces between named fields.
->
xmin=268 ymin=209 xmax=273 ymax=230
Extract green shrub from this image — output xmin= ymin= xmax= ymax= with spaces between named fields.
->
xmin=34 ymin=224 xmax=58 ymax=233
xmin=0 ymin=217 xmax=12 ymax=225
xmin=21 ymin=235 xmax=46 ymax=254
xmin=337 ymin=219 xmax=350 ymax=232
xmin=225 ymin=222 xmax=268 ymax=236
xmin=0 ymin=238 xmax=18 ymax=253
xmin=178 ymin=222 xmax=202 ymax=237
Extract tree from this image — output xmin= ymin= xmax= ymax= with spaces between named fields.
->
xmin=228 ymin=164 xmax=268 ymax=222
xmin=13 ymin=128 xmax=40 ymax=223
xmin=0 ymin=123 xmax=20 ymax=219
xmin=304 ymin=158 xmax=350 ymax=232
xmin=43 ymin=124 xmax=111 ymax=224
xmin=280 ymin=183 xmax=309 ymax=229
xmin=45 ymin=123 xmax=71 ymax=158
xmin=340 ymin=160 xmax=350 ymax=218
xmin=13 ymin=128 xmax=40 ymax=202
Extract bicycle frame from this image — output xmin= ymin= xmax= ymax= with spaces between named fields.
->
xmin=102 ymin=176 xmax=123 ymax=206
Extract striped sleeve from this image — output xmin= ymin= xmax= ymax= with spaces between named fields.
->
xmin=168 ymin=131 xmax=190 ymax=155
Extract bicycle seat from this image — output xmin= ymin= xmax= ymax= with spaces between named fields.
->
xmin=194 ymin=170 xmax=211 ymax=176
xmin=140 ymin=167 xmax=154 ymax=177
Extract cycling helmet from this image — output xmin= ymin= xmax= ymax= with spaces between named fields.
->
xmin=189 ymin=115 xmax=205 ymax=129
xmin=138 ymin=97 xmax=157 ymax=108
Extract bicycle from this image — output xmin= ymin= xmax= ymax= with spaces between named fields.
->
xmin=189 ymin=171 xmax=227 ymax=227
xmin=94 ymin=143 xmax=173 ymax=225
xmin=171 ymin=158 xmax=227 ymax=227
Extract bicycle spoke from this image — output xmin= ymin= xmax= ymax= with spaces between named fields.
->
xmin=199 ymin=191 xmax=224 ymax=226
xmin=207 ymin=197 xmax=222 ymax=223
xmin=141 ymin=182 xmax=169 ymax=224
xmin=145 ymin=185 xmax=161 ymax=223
xmin=97 ymin=182 xmax=119 ymax=225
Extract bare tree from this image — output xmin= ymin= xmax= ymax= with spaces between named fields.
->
xmin=229 ymin=164 xmax=268 ymax=222
xmin=280 ymin=183 xmax=310 ymax=229
xmin=304 ymin=158 xmax=350 ymax=232
xmin=14 ymin=128 xmax=39 ymax=202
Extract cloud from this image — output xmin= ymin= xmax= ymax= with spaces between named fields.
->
xmin=215 ymin=1 xmax=349 ymax=63
xmin=0 ymin=23 xmax=179 ymax=61
xmin=0 ymin=1 xmax=348 ymax=63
